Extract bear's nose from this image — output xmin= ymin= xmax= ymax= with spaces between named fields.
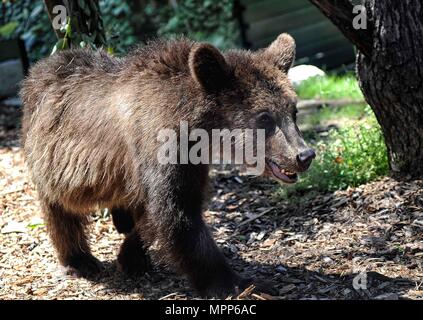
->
xmin=296 ymin=148 xmax=316 ymax=170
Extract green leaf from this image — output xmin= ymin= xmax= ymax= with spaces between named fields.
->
xmin=28 ymin=223 xmax=45 ymax=230
xmin=51 ymin=38 xmax=64 ymax=55
xmin=0 ymin=21 xmax=19 ymax=38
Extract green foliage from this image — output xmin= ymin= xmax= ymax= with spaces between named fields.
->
xmin=276 ymin=107 xmax=389 ymax=199
xmin=1 ymin=0 xmax=137 ymax=60
xmin=151 ymin=0 xmax=240 ymax=49
xmin=101 ymin=0 xmax=240 ymax=51
xmin=296 ymin=73 xmax=364 ymax=100
xmin=99 ymin=0 xmax=137 ymax=54
xmin=1 ymin=0 xmax=57 ymax=61
xmin=50 ymin=18 xmax=71 ymax=55
xmin=0 ymin=21 xmax=18 ymax=37
xmin=2 ymin=0 xmax=239 ymax=62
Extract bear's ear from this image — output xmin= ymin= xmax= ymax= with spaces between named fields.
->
xmin=263 ymin=33 xmax=296 ymax=73
xmin=189 ymin=43 xmax=230 ymax=92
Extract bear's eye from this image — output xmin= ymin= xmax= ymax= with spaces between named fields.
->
xmin=256 ymin=112 xmax=276 ymax=134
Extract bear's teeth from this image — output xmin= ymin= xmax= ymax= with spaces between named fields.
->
xmin=282 ymin=169 xmax=294 ymax=175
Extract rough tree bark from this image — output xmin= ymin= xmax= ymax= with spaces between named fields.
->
xmin=310 ymin=0 xmax=423 ymax=178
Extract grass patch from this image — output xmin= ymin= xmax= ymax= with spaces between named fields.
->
xmin=296 ymin=73 xmax=364 ymax=100
xmin=296 ymin=73 xmax=368 ymax=131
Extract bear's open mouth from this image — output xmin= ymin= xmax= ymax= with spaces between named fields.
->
xmin=265 ymin=158 xmax=298 ymax=184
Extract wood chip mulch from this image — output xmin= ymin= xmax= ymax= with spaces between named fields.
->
xmin=0 ymin=104 xmax=422 ymax=300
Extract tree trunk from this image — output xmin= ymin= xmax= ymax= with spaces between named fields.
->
xmin=43 ymin=0 xmax=106 ymax=48
xmin=43 ymin=0 xmax=65 ymax=39
xmin=310 ymin=0 xmax=423 ymax=178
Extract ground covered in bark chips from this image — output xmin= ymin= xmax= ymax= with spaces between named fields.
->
xmin=0 ymin=103 xmax=422 ymax=300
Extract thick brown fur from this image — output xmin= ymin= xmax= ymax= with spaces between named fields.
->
xmin=20 ymin=34 xmax=313 ymax=297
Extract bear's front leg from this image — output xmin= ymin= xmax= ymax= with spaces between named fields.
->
xmin=146 ymin=165 xmax=248 ymax=297
xmin=159 ymin=214 xmax=245 ymax=297
xmin=174 ymin=218 xmax=244 ymax=297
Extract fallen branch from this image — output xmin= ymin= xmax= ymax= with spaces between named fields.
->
xmin=297 ymin=99 xmax=366 ymax=111
xmin=238 ymin=207 xmax=275 ymax=227
xmin=235 ymin=284 xmax=256 ymax=300
xmin=0 ymin=188 xmax=25 ymax=197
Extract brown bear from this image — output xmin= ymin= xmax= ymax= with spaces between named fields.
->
xmin=20 ymin=33 xmax=315 ymax=297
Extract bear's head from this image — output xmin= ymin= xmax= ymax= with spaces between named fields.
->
xmin=188 ymin=33 xmax=315 ymax=184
